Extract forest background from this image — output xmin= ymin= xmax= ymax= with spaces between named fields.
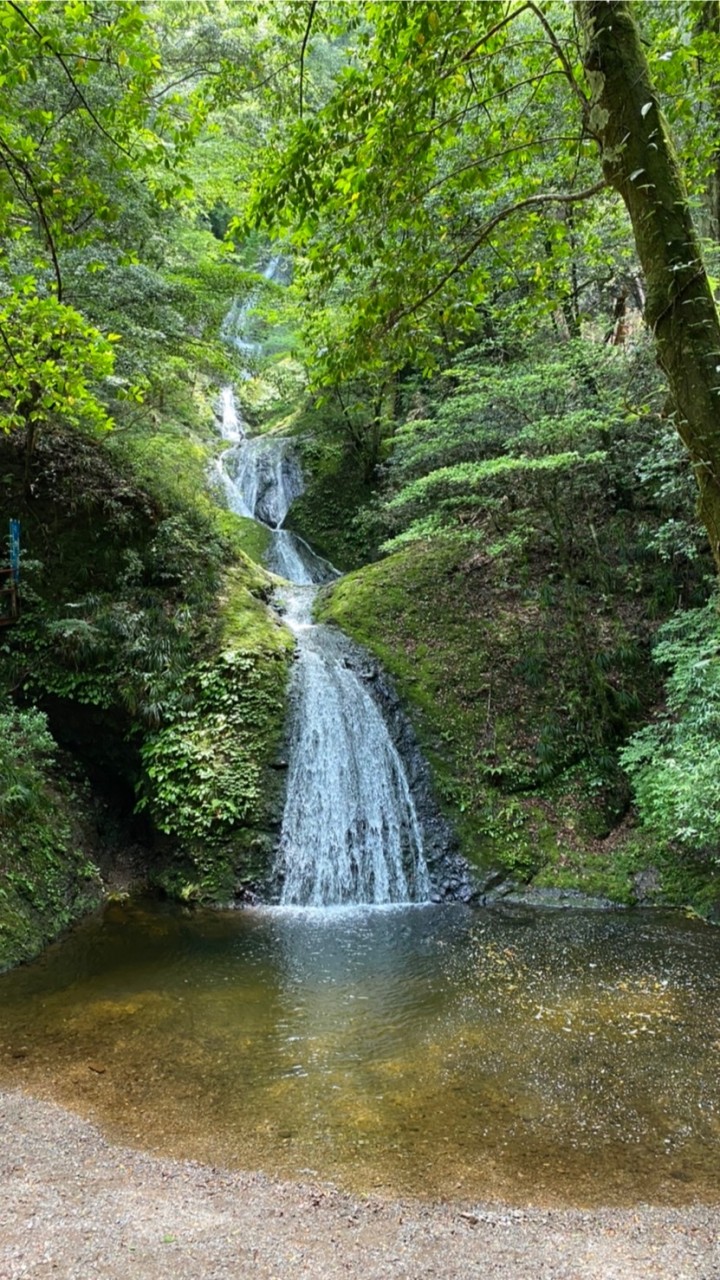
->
xmin=2 ymin=0 xmax=720 ymax=967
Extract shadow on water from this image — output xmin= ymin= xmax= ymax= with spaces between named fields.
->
xmin=1 ymin=899 xmax=719 ymax=1207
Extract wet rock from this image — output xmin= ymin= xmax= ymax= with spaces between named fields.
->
xmin=478 ymin=867 xmax=512 ymax=895
xmin=499 ymin=886 xmax=622 ymax=911
xmin=632 ymin=866 xmax=662 ymax=904
xmin=707 ymin=899 xmax=720 ymax=925
xmin=320 ymin=638 xmax=483 ymax=901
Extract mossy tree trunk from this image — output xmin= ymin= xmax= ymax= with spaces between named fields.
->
xmin=580 ymin=0 xmax=720 ymax=570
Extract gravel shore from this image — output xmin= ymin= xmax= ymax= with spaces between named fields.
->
xmin=1 ymin=1089 xmax=718 ymax=1280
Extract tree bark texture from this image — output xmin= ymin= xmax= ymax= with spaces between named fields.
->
xmin=580 ymin=0 xmax=720 ymax=569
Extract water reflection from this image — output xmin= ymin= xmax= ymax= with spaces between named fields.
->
xmin=0 ymin=900 xmax=719 ymax=1205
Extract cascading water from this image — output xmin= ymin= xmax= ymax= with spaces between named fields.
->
xmin=220 ymin=255 xmax=287 ymax=363
xmin=277 ymin=586 xmax=430 ymax=906
xmin=215 ymin=262 xmax=431 ymax=908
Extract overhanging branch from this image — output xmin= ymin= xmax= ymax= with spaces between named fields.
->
xmin=299 ymin=1 xmax=317 ymax=118
xmin=7 ymin=0 xmax=134 ymax=159
xmin=390 ymin=180 xmax=608 ymax=325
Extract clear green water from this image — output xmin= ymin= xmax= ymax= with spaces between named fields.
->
xmin=1 ymin=899 xmax=719 ymax=1206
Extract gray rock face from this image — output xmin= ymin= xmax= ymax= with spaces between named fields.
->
xmin=223 ymin=437 xmax=305 ymax=529
xmin=632 ymin=866 xmax=662 ymax=904
xmin=497 ymin=885 xmax=623 ymax=911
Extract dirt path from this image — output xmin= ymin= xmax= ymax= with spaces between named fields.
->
xmin=0 ymin=1089 xmax=718 ymax=1280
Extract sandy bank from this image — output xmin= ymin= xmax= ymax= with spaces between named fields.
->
xmin=0 ymin=1089 xmax=718 ymax=1279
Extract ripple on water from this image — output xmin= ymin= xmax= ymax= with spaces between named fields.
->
xmin=0 ymin=899 xmax=719 ymax=1206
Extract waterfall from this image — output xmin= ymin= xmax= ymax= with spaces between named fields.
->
xmin=220 ymin=256 xmax=288 ymax=363
xmin=219 ymin=385 xmax=244 ymax=442
xmin=277 ymin=587 xmax=430 ymax=906
xmin=266 ymin=529 xmax=336 ymax=586
xmin=216 ymin=268 xmax=431 ymax=909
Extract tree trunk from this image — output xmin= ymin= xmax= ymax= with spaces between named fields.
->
xmin=580 ymin=0 xmax=720 ymax=570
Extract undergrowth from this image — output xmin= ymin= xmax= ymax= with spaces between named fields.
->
xmin=0 ymin=392 xmax=293 ymax=953
xmin=0 ymin=703 xmax=103 ymax=969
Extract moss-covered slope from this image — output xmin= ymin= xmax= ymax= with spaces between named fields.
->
xmin=0 ymin=411 xmax=293 ymax=962
xmin=318 ymin=537 xmax=719 ymax=908
xmin=140 ymin=565 xmax=293 ymax=902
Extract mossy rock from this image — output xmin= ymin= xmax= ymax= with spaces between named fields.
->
xmin=0 ymin=720 xmax=104 ymax=972
xmin=138 ymin=566 xmax=293 ymax=899
xmin=283 ymin=426 xmax=378 ymax=571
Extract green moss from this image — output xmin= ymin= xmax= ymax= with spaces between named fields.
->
xmin=218 ymin=564 xmax=291 ymax=654
xmin=534 ymin=831 xmax=720 ymax=914
xmin=0 ymin=709 xmax=103 ymax=971
xmin=317 ymin=538 xmax=553 ymax=860
xmin=140 ymin=567 xmax=292 ymax=899
xmin=216 ymin=513 xmax=272 ymax=566
xmin=0 ymin=837 xmax=102 ymax=972
xmin=280 ymin=410 xmax=377 ymax=569
xmin=317 ymin=537 xmax=713 ymax=905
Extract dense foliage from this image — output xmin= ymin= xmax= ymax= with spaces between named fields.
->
xmin=622 ymin=601 xmax=720 ymax=857
xmin=0 ymin=700 xmax=102 ymax=968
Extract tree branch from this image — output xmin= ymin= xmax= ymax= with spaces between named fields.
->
xmin=526 ymin=1 xmax=590 ymax=114
xmin=7 ymin=0 xmax=134 ymax=159
xmin=436 ymin=4 xmax=533 ymax=85
xmin=0 ymin=321 xmax=20 ymax=368
xmin=0 ymin=137 xmax=63 ymax=300
xmin=299 ymin=1 xmax=317 ymax=118
xmin=423 ymin=135 xmax=586 ymax=197
xmin=390 ymin=181 xmax=608 ymax=325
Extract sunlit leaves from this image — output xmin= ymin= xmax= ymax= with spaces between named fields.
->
xmin=247 ymin=0 xmax=611 ymax=383
xmin=0 ymin=294 xmax=115 ymax=433
xmin=621 ymin=599 xmax=720 ymax=854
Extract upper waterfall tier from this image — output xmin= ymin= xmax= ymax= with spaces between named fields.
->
xmin=219 ymin=385 xmax=244 ymax=442
xmin=218 ymin=436 xmax=304 ymax=529
xmin=220 ymin=256 xmax=288 ymax=362
xmin=214 ymin=385 xmax=336 ymax=583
